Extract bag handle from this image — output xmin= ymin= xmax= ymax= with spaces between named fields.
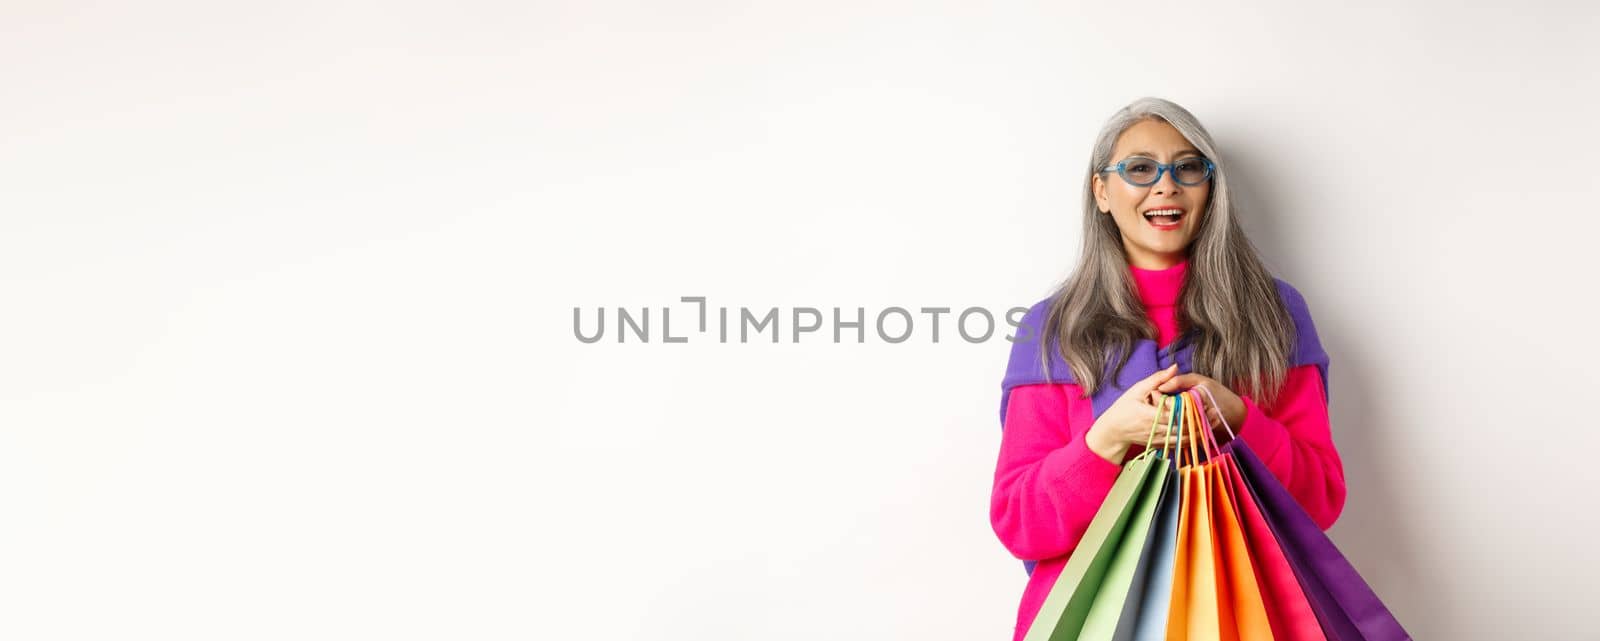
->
xmin=1171 ymin=391 xmax=1184 ymax=463
xmin=1142 ymin=394 xmax=1190 ymax=470
xmin=1183 ymin=389 xmax=1219 ymax=461
xmin=1182 ymin=390 xmax=1204 ymax=467
xmin=1170 ymin=393 xmax=1186 ymax=468
xmin=1142 ymin=394 xmax=1173 ymax=454
xmin=1191 ymin=385 xmax=1240 ymax=442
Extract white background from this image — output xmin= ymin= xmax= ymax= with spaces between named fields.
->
xmin=3 ymin=1 xmax=1598 ymax=639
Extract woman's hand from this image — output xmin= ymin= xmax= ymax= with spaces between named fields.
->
xmin=1157 ymin=372 xmax=1247 ymax=433
xmin=1085 ymin=363 xmax=1181 ymax=465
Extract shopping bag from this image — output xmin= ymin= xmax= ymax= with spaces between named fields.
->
xmin=1227 ymin=442 xmax=1410 ymax=641
xmin=1188 ymin=390 xmax=1274 ymax=641
xmin=1191 ymin=387 xmax=1411 ymax=641
xmin=1220 ymin=455 xmax=1327 ymax=641
xmin=1021 ymin=410 xmax=1169 ymax=641
xmin=1187 ymin=387 xmax=1326 ymax=641
xmin=1109 ymin=394 xmax=1185 ymax=641
xmin=1078 ymin=397 xmax=1182 ymax=639
xmin=1112 ymin=461 xmax=1181 ymax=641
xmin=1165 ymin=393 xmax=1222 ymax=641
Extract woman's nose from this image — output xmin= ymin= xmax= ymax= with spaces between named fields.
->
xmin=1152 ymin=168 xmax=1183 ymax=194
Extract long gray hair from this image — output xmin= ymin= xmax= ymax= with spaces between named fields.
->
xmin=1040 ymin=97 xmax=1295 ymax=410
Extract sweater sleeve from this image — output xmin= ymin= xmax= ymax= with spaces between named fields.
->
xmin=1233 ymin=363 xmax=1347 ymax=530
xmin=989 ymin=383 xmax=1123 ymax=561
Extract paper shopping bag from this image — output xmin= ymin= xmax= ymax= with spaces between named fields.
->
xmin=1187 ymin=391 xmax=1274 ymax=641
xmin=1078 ymin=396 xmax=1187 ymax=640
xmin=1111 ymin=462 xmax=1181 ymax=641
xmin=1022 ymin=448 xmax=1164 ymax=641
xmin=1227 ymin=441 xmax=1411 ymax=641
xmin=1165 ymin=394 xmax=1223 ymax=641
xmin=1076 ymin=454 xmax=1170 ymax=639
xmin=1023 ymin=396 xmax=1185 ymax=641
xmin=1110 ymin=394 xmax=1186 ymax=641
xmin=1219 ymin=455 xmax=1327 ymax=641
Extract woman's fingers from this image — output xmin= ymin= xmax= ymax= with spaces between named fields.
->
xmin=1134 ymin=364 xmax=1181 ymax=400
xmin=1158 ymin=373 xmax=1210 ymax=394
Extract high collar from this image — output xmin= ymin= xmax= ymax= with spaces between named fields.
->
xmin=1129 ymin=259 xmax=1188 ymax=307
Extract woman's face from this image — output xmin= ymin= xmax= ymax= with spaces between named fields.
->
xmin=1092 ymin=118 xmax=1212 ymax=270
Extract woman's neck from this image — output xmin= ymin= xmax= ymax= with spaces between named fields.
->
xmin=1124 ymin=251 xmax=1188 ymax=271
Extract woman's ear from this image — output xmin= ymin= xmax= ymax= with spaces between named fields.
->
xmin=1091 ymin=174 xmax=1110 ymax=214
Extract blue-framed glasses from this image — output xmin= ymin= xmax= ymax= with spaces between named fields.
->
xmin=1099 ymin=156 xmax=1215 ymax=187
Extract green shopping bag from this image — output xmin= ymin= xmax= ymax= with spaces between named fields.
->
xmin=1077 ymin=397 xmax=1182 ymax=639
xmin=1023 ymin=400 xmax=1176 ymax=641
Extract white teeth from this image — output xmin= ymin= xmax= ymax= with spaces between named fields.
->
xmin=1143 ymin=210 xmax=1184 ymax=218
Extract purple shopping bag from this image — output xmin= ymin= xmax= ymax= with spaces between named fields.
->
xmin=1224 ymin=439 xmax=1411 ymax=641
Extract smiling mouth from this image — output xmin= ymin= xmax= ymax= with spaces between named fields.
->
xmin=1143 ymin=209 xmax=1184 ymax=228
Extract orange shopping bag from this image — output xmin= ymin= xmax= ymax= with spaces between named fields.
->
xmin=1186 ymin=389 xmax=1275 ymax=641
xmin=1193 ymin=387 xmax=1326 ymax=641
xmin=1165 ymin=390 xmax=1221 ymax=641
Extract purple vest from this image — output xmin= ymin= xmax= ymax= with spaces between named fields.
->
xmin=998 ymin=277 xmax=1329 ymax=576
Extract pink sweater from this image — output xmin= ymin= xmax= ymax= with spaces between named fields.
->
xmin=989 ymin=260 xmax=1347 ymax=641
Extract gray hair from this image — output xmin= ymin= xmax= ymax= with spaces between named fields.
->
xmin=1039 ymin=96 xmax=1295 ymax=409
